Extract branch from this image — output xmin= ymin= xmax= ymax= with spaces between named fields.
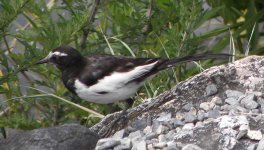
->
xmin=80 ymin=0 xmax=101 ymax=49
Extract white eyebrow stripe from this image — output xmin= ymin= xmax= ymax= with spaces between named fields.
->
xmin=52 ymin=51 xmax=68 ymax=56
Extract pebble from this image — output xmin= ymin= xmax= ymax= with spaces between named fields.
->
xmin=143 ymin=126 xmax=152 ymax=135
xmin=257 ymin=138 xmax=264 ymax=150
xmin=225 ymin=90 xmax=244 ymax=99
xmin=206 ymin=110 xmax=220 ymax=119
xmin=200 ymin=102 xmax=210 ymax=111
xmin=113 ymin=129 xmax=125 ymax=139
xmin=158 ymin=134 xmax=167 ymax=142
xmin=132 ymin=141 xmax=146 ymax=150
xmin=153 ymin=142 xmax=167 ymax=149
xmin=212 ymin=96 xmax=223 ymax=105
xmin=247 ymin=130 xmax=263 ymax=140
xmin=157 ymin=112 xmax=172 ymax=122
xmin=170 ymin=118 xmax=185 ymax=128
xmin=167 ymin=141 xmax=179 ymax=150
xmin=183 ymin=103 xmax=193 ymax=112
xmin=96 ymin=139 xmax=121 ymax=150
xmin=129 ymin=131 xmax=144 ymax=139
xmin=145 ymin=132 xmax=158 ymax=140
xmin=182 ymin=144 xmax=202 ymax=150
xmin=240 ymin=94 xmax=258 ymax=109
xmin=156 ymin=124 xmax=169 ymax=134
xmin=206 ymin=84 xmax=218 ymax=96
xmin=184 ymin=112 xmax=197 ymax=123
xmin=182 ymin=123 xmax=194 ymax=130
xmin=225 ymin=97 xmax=239 ymax=105
xmin=247 ymin=144 xmax=256 ymax=150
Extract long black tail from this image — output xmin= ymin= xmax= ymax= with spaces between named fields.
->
xmin=156 ymin=53 xmax=232 ymax=71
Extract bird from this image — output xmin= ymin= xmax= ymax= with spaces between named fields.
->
xmin=36 ymin=46 xmax=231 ymax=105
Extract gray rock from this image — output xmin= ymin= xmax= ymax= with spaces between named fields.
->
xmin=96 ymin=139 xmax=121 ymax=150
xmin=206 ymin=84 xmax=218 ymax=96
xmin=153 ymin=142 xmax=167 ymax=149
xmin=182 ymin=123 xmax=194 ymax=130
xmin=132 ymin=140 xmax=146 ymax=150
xmin=113 ymin=129 xmax=126 ymax=139
xmin=257 ymin=99 xmax=264 ymax=105
xmin=221 ymin=104 xmax=232 ymax=111
xmin=157 ymin=112 xmax=172 ymax=122
xmin=206 ymin=110 xmax=220 ymax=119
xmin=257 ymin=138 xmax=264 ymax=150
xmin=225 ymin=97 xmax=239 ymax=105
xmin=0 ymin=124 xmax=99 ymax=150
xmin=156 ymin=124 xmax=169 ymax=134
xmin=199 ymin=102 xmax=211 ymax=111
xmin=184 ymin=113 xmax=197 ymax=123
xmin=170 ymin=118 xmax=185 ymax=128
xmin=132 ymin=118 xmax=147 ymax=130
xmin=240 ymin=94 xmax=258 ymax=109
xmin=225 ymin=90 xmax=244 ymax=99
xmin=166 ymin=130 xmax=177 ymax=140
xmin=247 ymin=130 xmax=263 ymax=140
xmin=260 ymin=104 xmax=264 ymax=113
xmin=212 ymin=96 xmax=223 ymax=105
xmin=129 ymin=131 xmax=144 ymax=139
xmin=119 ymin=138 xmax=132 ymax=149
xmin=183 ymin=103 xmax=193 ymax=112
xmin=167 ymin=141 xmax=179 ymax=150
xmin=158 ymin=134 xmax=167 ymax=142
xmin=182 ymin=144 xmax=202 ymax=150
xmin=143 ymin=126 xmax=152 ymax=135
xmin=235 ymin=106 xmax=249 ymax=113
xmin=145 ymin=132 xmax=158 ymax=140
xmin=247 ymin=144 xmax=257 ymax=150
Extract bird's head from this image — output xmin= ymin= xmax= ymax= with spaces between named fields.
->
xmin=35 ymin=46 xmax=83 ymax=70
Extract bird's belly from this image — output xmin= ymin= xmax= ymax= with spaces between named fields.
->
xmin=74 ymin=80 xmax=142 ymax=104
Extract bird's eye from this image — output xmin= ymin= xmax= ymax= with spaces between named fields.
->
xmin=51 ymin=55 xmax=58 ymax=61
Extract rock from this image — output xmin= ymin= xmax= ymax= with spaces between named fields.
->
xmin=0 ymin=124 xmax=99 ymax=150
xmin=166 ymin=130 xmax=177 ymax=141
xmin=257 ymin=99 xmax=264 ymax=105
xmin=247 ymin=130 xmax=263 ymax=140
xmin=119 ymin=138 xmax=132 ymax=149
xmin=145 ymin=132 xmax=158 ymax=140
xmin=96 ymin=139 xmax=121 ymax=150
xmin=156 ymin=125 xmax=169 ymax=134
xmin=212 ymin=96 xmax=223 ymax=105
xmin=131 ymin=141 xmax=146 ymax=150
xmin=158 ymin=134 xmax=166 ymax=142
xmin=129 ymin=131 xmax=144 ymax=139
xmin=206 ymin=110 xmax=220 ymax=119
xmin=113 ymin=129 xmax=126 ymax=139
xmin=260 ymin=104 xmax=264 ymax=113
xmin=206 ymin=84 xmax=218 ymax=96
xmin=143 ymin=126 xmax=152 ymax=135
xmin=182 ymin=144 xmax=202 ymax=150
xmin=225 ymin=97 xmax=239 ymax=105
xmin=167 ymin=141 xmax=179 ymax=150
xmin=235 ymin=106 xmax=249 ymax=113
xmin=256 ymin=138 xmax=264 ymax=150
xmin=182 ymin=123 xmax=194 ymax=130
xmin=200 ymin=102 xmax=211 ymax=111
xmin=157 ymin=112 xmax=172 ymax=122
xmin=170 ymin=118 xmax=185 ymax=128
xmin=221 ymin=104 xmax=232 ymax=111
xmin=184 ymin=113 xmax=197 ymax=123
xmin=225 ymin=90 xmax=244 ymax=99
xmin=247 ymin=144 xmax=256 ymax=150
xmin=182 ymin=103 xmax=193 ymax=112
xmin=153 ymin=142 xmax=167 ymax=149
xmin=240 ymin=94 xmax=258 ymax=109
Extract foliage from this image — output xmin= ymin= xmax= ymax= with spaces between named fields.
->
xmin=0 ymin=0 xmax=263 ymax=131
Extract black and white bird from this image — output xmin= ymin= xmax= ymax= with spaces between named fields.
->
xmin=36 ymin=46 xmax=230 ymax=104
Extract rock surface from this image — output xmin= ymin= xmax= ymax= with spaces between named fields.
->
xmin=92 ymin=56 xmax=264 ymax=150
xmin=0 ymin=124 xmax=99 ymax=150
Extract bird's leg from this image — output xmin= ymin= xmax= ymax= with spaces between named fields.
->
xmin=100 ymin=98 xmax=135 ymax=137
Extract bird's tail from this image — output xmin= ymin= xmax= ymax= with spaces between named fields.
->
xmin=156 ymin=53 xmax=232 ymax=71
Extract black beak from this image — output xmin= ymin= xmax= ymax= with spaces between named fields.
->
xmin=35 ymin=52 xmax=52 ymax=65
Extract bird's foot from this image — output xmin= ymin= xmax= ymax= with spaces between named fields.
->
xmin=99 ymin=109 xmax=128 ymax=138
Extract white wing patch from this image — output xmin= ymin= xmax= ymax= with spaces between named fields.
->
xmin=74 ymin=60 xmax=159 ymax=104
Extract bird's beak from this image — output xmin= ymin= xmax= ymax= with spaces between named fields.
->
xmin=35 ymin=52 xmax=52 ymax=65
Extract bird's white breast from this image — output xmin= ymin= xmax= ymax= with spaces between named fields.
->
xmin=74 ymin=61 xmax=158 ymax=104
